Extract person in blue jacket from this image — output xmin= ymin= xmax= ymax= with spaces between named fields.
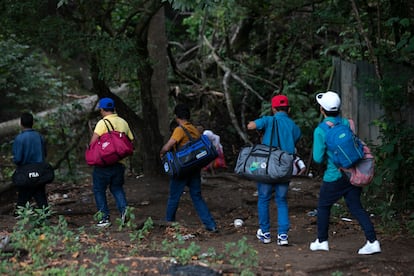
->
xmin=12 ymin=112 xmax=48 ymax=210
xmin=310 ymin=91 xmax=381 ymax=255
xmin=247 ymin=95 xmax=301 ymax=245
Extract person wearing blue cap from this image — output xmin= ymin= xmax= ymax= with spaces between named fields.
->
xmin=89 ymin=97 xmax=134 ymax=227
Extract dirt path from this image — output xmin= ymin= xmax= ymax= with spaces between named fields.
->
xmin=1 ymin=171 xmax=413 ymax=275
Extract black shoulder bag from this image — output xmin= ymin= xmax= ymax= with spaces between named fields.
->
xmin=12 ymin=162 xmax=55 ymax=187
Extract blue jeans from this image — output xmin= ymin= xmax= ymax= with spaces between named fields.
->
xmin=166 ymin=172 xmax=216 ymax=230
xmin=257 ymin=182 xmax=290 ymax=234
xmin=93 ymin=163 xmax=127 ymax=218
xmin=317 ymin=174 xmax=377 ymax=242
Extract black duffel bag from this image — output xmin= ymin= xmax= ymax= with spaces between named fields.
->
xmin=12 ymin=162 xmax=55 ymax=187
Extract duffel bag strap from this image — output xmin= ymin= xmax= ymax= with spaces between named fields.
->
xmin=103 ymin=119 xmax=116 ymax=133
xmin=265 ymin=119 xmax=276 ymax=174
xmin=180 ymin=125 xmax=195 ymax=142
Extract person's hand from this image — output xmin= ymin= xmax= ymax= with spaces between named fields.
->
xmin=247 ymin=121 xmax=256 ymax=130
xmin=298 ymin=168 xmax=306 ymax=175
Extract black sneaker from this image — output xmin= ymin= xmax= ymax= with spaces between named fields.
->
xmin=97 ymin=217 xmax=111 ymax=227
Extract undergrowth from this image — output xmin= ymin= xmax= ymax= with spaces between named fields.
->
xmin=0 ymin=205 xmax=258 ymax=275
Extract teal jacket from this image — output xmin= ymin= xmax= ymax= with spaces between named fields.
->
xmin=313 ymin=116 xmax=350 ymax=182
xmin=254 ymin=112 xmax=301 ymax=154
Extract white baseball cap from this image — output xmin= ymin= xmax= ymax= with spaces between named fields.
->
xmin=316 ymin=91 xmax=341 ymax=111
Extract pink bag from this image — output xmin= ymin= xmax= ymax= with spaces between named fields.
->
xmin=341 ymin=144 xmax=374 ymax=187
xmin=85 ymin=119 xmax=133 ymax=166
xmin=340 ymin=119 xmax=375 ymax=187
xmin=213 ymin=148 xmax=227 ymax=169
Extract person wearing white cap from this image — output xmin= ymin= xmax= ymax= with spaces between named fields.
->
xmin=310 ymin=91 xmax=381 ymax=255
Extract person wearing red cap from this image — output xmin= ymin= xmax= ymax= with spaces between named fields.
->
xmin=247 ymin=95 xmax=301 ymax=245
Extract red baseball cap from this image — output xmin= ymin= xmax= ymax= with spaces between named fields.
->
xmin=271 ymin=95 xmax=289 ymax=108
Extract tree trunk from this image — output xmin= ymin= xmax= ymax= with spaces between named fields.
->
xmin=148 ymin=6 xmax=170 ymax=142
xmin=136 ymin=41 xmax=164 ymax=176
xmin=84 ymin=1 xmax=164 ymax=177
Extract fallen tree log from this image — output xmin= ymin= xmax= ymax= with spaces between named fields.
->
xmin=0 ymin=84 xmax=128 ymax=138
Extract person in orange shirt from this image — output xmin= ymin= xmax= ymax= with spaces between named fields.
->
xmin=160 ymin=104 xmax=218 ymax=233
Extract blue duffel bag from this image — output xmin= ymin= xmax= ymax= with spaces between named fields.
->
xmin=163 ymin=127 xmax=218 ymax=178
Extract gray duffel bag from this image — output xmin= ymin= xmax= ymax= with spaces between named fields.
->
xmin=234 ymin=144 xmax=293 ymax=184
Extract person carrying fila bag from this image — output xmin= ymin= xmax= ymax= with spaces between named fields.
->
xmin=310 ymin=91 xmax=381 ymax=255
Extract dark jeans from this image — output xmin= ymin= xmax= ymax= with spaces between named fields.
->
xmin=317 ymin=175 xmax=377 ymax=242
xmin=93 ymin=163 xmax=127 ymax=219
xmin=17 ymin=185 xmax=48 ymax=209
xmin=166 ymin=171 xmax=216 ymax=230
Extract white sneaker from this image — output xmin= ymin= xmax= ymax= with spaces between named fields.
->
xmin=358 ymin=240 xmax=381 ymax=255
xmin=0 ymin=235 xmax=10 ymax=250
xmin=256 ymin=229 xmax=271 ymax=244
xmin=310 ymin=239 xmax=329 ymax=251
xmin=277 ymin=234 xmax=289 ymax=246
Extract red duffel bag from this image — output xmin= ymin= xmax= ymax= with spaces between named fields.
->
xmin=85 ymin=119 xmax=133 ymax=166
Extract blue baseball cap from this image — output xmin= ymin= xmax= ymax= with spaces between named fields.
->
xmin=98 ymin=98 xmax=115 ymax=109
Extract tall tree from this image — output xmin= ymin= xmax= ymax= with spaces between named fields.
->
xmin=0 ymin=0 xmax=167 ymax=175
xmin=148 ymin=6 xmax=170 ymax=141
